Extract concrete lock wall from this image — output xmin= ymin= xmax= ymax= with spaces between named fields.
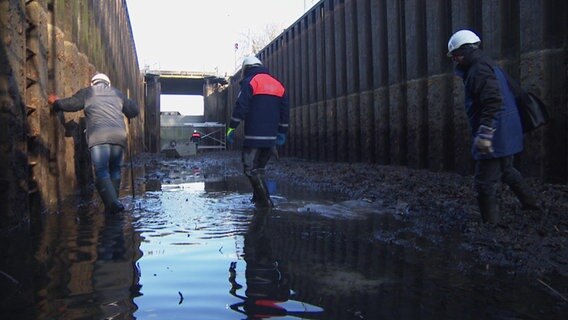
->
xmin=0 ymin=0 xmax=143 ymax=228
xmin=210 ymin=0 xmax=568 ymax=184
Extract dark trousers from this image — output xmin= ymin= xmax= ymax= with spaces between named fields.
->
xmin=474 ymin=155 xmax=523 ymax=198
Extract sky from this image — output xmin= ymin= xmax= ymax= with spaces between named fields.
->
xmin=126 ymin=0 xmax=318 ymax=114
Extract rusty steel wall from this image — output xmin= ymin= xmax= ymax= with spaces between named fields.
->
xmin=210 ymin=0 xmax=568 ymax=183
xmin=0 ymin=0 xmax=143 ymax=229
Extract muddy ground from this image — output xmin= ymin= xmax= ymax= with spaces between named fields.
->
xmin=137 ymin=150 xmax=568 ymax=300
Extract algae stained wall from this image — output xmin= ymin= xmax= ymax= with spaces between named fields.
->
xmin=209 ymin=0 xmax=568 ymax=184
xmin=0 ymin=0 xmax=143 ymax=229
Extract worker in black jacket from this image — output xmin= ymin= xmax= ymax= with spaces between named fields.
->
xmin=49 ymin=73 xmax=139 ymax=213
xmin=226 ymin=57 xmax=290 ymax=207
xmin=448 ymin=30 xmax=539 ymax=224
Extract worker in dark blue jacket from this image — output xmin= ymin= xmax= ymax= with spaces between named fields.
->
xmin=49 ymin=73 xmax=139 ymax=214
xmin=226 ymin=56 xmax=290 ymax=207
xmin=448 ymin=30 xmax=539 ymax=224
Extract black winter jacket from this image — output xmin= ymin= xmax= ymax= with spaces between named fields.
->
xmin=455 ymin=48 xmax=523 ymax=160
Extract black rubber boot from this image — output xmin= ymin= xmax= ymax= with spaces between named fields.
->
xmin=262 ymin=185 xmax=274 ymax=208
xmin=261 ymin=179 xmax=273 ymax=207
xmin=509 ymin=182 xmax=540 ymax=210
xmin=95 ymin=178 xmax=124 ymax=214
xmin=250 ymin=184 xmax=258 ymax=204
xmin=248 ymin=175 xmax=273 ymax=208
xmin=111 ymin=179 xmax=121 ymax=198
xmin=478 ymin=195 xmax=500 ymax=224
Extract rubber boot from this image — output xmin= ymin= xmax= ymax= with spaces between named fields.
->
xmin=248 ymin=175 xmax=273 ymax=208
xmin=509 ymin=182 xmax=540 ymax=210
xmin=247 ymin=176 xmax=261 ymax=204
xmin=95 ymin=178 xmax=124 ymax=214
xmin=249 ymin=178 xmax=258 ymax=204
xmin=112 ymin=179 xmax=121 ymax=198
xmin=250 ymin=180 xmax=274 ymax=207
xmin=478 ymin=195 xmax=500 ymax=224
xmin=261 ymin=179 xmax=274 ymax=208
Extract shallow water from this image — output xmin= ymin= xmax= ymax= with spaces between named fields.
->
xmin=2 ymin=170 xmax=566 ymax=319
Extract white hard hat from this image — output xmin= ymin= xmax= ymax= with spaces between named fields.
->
xmin=447 ymin=30 xmax=481 ymax=57
xmin=91 ymin=73 xmax=111 ymax=86
xmin=242 ymin=56 xmax=262 ymax=69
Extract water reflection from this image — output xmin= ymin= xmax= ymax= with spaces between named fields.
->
xmin=93 ymin=213 xmax=142 ymax=318
xmin=229 ymin=209 xmax=325 ymax=319
xmin=3 ymin=168 xmax=564 ymax=320
xmin=31 ymin=205 xmax=142 ymax=319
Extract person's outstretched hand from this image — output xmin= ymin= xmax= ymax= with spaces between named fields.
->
xmin=48 ymin=94 xmax=58 ymax=105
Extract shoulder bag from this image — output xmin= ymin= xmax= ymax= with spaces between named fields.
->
xmin=503 ymin=72 xmax=550 ymax=133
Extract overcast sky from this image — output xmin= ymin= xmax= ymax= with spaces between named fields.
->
xmin=127 ymin=0 xmax=318 ymax=75
xmin=126 ymin=0 xmax=317 ymax=114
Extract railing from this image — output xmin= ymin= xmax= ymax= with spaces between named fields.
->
xmin=143 ymin=69 xmax=218 ymax=78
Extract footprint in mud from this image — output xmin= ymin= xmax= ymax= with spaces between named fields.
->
xmin=290 ymin=199 xmax=391 ymax=219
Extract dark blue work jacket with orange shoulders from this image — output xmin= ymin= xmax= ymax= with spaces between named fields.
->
xmin=230 ymin=66 xmax=289 ymax=148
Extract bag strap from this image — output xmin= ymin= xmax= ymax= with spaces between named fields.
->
xmin=502 ymin=70 xmax=537 ymax=110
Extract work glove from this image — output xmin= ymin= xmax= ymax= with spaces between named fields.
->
xmin=474 ymin=124 xmax=495 ymax=154
xmin=275 ymin=133 xmax=286 ymax=146
xmin=226 ymin=127 xmax=235 ymax=145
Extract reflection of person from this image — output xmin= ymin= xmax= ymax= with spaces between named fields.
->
xmin=229 ymin=212 xmax=290 ymax=319
xmin=48 ymin=73 xmax=139 ymax=213
xmin=229 ymin=210 xmax=323 ymax=319
xmin=226 ymin=56 xmax=290 ymax=208
xmin=447 ymin=30 xmax=540 ymax=224
xmin=94 ymin=213 xmax=142 ymax=318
